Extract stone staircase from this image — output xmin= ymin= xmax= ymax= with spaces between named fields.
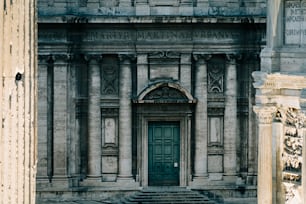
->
xmin=120 ymin=187 xmax=221 ymax=204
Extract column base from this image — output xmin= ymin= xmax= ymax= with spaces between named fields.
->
xmin=82 ymin=176 xmax=102 ymax=186
xmin=190 ymin=175 xmax=209 ymax=186
xmin=223 ymin=174 xmax=237 ymax=184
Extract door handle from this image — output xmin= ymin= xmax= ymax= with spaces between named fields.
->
xmin=174 ymin=162 xmax=178 ymax=167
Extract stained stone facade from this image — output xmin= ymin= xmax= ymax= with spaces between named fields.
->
xmin=36 ymin=0 xmax=267 ymax=203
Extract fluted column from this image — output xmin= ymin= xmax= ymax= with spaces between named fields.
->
xmin=223 ymin=54 xmax=238 ymax=181
xmin=118 ymin=54 xmax=134 ymax=181
xmin=87 ymin=55 xmax=102 ymax=179
xmin=193 ymin=54 xmax=211 ymax=181
xmin=254 ymin=106 xmax=276 ymax=204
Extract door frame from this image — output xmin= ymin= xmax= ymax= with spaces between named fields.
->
xmin=136 ymin=106 xmax=192 ymax=187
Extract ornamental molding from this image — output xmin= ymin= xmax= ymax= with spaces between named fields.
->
xmin=253 ymin=71 xmax=306 ymax=90
xmin=135 ymin=82 xmax=196 ymax=104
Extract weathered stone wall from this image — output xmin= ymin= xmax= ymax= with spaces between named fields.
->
xmin=37 ymin=0 xmax=266 ymax=16
xmin=0 ymin=0 xmax=37 ymax=204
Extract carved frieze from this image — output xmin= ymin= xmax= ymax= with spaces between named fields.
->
xmin=282 ymin=108 xmax=305 ymax=204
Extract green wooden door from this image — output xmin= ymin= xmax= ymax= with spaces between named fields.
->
xmin=148 ymin=122 xmax=180 ymax=186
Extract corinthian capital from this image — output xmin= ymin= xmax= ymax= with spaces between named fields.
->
xmin=119 ymin=54 xmax=136 ymax=64
xmin=253 ymin=106 xmax=277 ymax=125
xmin=193 ymin=54 xmax=212 ymax=63
xmin=226 ymin=53 xmax=242 ymax=65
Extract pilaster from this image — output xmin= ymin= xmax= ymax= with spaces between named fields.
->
xmin=37 ymin=55 xmax=52 ymax=180
xmin=52 ymin=54 xmax=69 ymax=185
xmin=137 ymin=54 xmax=148 ymax=95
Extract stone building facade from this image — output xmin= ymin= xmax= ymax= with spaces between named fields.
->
xmin=36 ymin=0 xmax=266 ymax=202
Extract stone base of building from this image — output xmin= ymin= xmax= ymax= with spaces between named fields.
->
xmin=36 ymin=184 xmax=256 ymax=203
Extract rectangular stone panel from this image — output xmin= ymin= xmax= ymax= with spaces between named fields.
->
xmin=208 ymin=117 xmax=223 ymax=146
xmin=208 ymin=155 xmax=223 ymax=173
xmin=284 ymin=0 xmax=306 ymax=45
xmin=102 ymin=156 xmax=118 ymax=173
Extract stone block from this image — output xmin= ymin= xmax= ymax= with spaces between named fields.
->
xmin=136 ymin=5 xmax=150 ymax=15
xmin=208 ymin=155 xmax=223 ymax=173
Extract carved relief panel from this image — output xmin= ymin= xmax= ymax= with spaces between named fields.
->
xmin=207 ymin=56 xmax=225 ymax=94
xmin=282 ymin=108 xmax=305 ymax=204
xmin=101 ymin=55 xmax=119 ymax=96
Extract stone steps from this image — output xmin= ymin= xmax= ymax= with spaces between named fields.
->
xmin=120 ymin=187 xmax=220 ymax=204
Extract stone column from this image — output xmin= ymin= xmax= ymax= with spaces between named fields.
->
xmin=272 ymin=114 xmax=283 ymax=204
xmin=0 ymin=1 xmax=36 ymax=202
xmin=192 ymin=54 xmax=211 ymax=181
xmin=87 ymin=55 xmax=102 ymax=179
xmin=117 ymin=54 xmax=134 ymax=181
xmin=53 ymin=55 xmax=69 ymax=182
xmin=223 ymin=54 xmax=238 ymax=181
xmin=254 ymin=106 xmax=276 ymax=204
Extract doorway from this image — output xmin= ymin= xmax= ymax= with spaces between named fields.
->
xmin=148 ymin=122 xmax=180 ymax=186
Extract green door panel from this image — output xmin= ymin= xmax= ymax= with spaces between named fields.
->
xmin=148 ymin=122 xmax=180 ymax=186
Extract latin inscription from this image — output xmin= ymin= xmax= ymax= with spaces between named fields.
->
xmin=39 ymin=29 xmax=242 ymax=43
xmin=285 ymin=0 xmax=306 ymax=44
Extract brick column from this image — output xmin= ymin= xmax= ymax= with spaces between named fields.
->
xmin=192 ymin=54 xmax=211 ymax=182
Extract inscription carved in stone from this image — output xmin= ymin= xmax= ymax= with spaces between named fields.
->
xmin=284 ymin=0 xmax=306 ymax=45
xmin=282 ymin=108 xmax=305 ymax=204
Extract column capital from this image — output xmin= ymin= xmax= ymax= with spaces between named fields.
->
xmin=193 ymin=54 xmax=212 ymax=63
xmin=86 ymin=54 xmax=103 ymax=64
xmin=254 ymin=106 xmax=277 ymax=125
xmin=225 ymin=53 xmax=242 ymax=65
xmin=119 ymin=54 xmax=136 ymax=64
xmin=52 ymin=54 xmax=70 ymax=64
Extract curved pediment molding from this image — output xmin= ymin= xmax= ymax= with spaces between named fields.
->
xmin=135 ymin=82 xmax=196 ymax=104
